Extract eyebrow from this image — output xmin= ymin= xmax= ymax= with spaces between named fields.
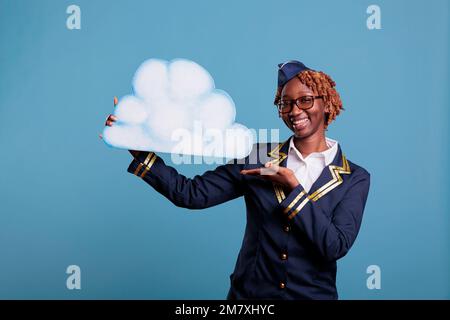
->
xmin=281 ymin=92 xmax=314 ymax=99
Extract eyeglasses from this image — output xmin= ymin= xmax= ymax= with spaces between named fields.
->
xmin=277 ymin=95 xmax=323 ymax=114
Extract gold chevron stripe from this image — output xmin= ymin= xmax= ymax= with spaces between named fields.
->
xmin=308 ymin=155 xmax=351 ymax=202
xmin=287 ymin=159 xmax=349 ymax=217
xmin=269 ymin=139 xmax=352 ymax=213
xmin=267 ymin=140 xmax=288 ymax=166
xmin=267 ymin=139 xmax=289 ymax=203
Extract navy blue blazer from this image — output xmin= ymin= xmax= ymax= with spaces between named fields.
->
xmin=127 ymin=136 xmax=370 ymax=300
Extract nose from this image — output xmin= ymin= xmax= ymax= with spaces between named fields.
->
xmin=289 ymin=104 xmax=305 ymax=117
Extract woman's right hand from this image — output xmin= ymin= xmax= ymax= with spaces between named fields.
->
xmin=100 ymin=97 xmax=139 ymax=159
xmin=104 ymin=114 xmax=118 ymax=127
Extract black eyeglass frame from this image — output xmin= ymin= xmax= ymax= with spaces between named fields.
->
xmin=276 ymin=95 xmax=324 ymax=114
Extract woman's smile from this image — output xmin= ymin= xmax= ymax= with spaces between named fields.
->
xmin=290 ymin=115 xmax=310 ymax=131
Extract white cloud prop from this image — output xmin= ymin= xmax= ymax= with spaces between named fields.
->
xmin=103 ymin=59 xmax=253 ymax=159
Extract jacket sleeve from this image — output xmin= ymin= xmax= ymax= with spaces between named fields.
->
xmin=278 ymin=170 xmax=370 ymax=262
xmin=127 ymin=151 xmax=246 ymax=210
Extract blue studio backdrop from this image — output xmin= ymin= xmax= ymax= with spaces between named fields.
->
xmin=0 ymin=0 xmax=448 ymax=299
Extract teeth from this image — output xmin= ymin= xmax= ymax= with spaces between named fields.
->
xmin=291 ymin=118 xmax=309 ymax=129
xmin=292 ymin=118 xmax=309 ymax=124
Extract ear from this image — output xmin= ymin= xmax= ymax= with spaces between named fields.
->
xmin=324 ymin=101 xmax=331 ymax=113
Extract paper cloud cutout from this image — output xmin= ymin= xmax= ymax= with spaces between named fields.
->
xmin=102 ymin=58 xmax=254 ymax=159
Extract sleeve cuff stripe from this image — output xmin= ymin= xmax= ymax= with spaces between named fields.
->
xmin=140 ymin=153 xmax=157 ymax=177
xmin=133 ymin=163 xmax=144 ymax=176
xmin=288 ymin=197 xmax=310 ymax=219
xmin=283 ymin=190 xmax=306 ymax=214
xmin=274 ymin=184 xmax=286 ymax=203
xmin=133 ymin=152 xmax=155 ymax=176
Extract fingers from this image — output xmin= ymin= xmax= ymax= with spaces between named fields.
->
xmin=240 ymin=168 xmax=262 ymax=176
xmin=100 ymin=116 xmax=116 ymax=138
xmin=105 ymin=96 xmax=119 ymax=126
xmin=105 ymin=115 xmax=118 ymax=126
xmin=261 ymin=165 xmax=279 ymax=176
xmin=241 ymin=163 xmax=278 ymax=175
xmin=253 ymin=161 xmax=279 ymax=176
xmin=241 ymin=163 xmax=280 ymax=177
xmin=241 ymin=168 xmax=272 ymax=182
xmin=100 ymin=97 xmax=119 ymax=139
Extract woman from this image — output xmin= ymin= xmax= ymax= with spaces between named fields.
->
xmin=103 ymin=60 xmax=371 ymax=300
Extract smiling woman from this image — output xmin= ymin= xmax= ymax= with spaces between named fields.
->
xmin=274 ymin=61 xmax=343 ymax=143
xmin=103 ymin=60 xmax=371 ymax=300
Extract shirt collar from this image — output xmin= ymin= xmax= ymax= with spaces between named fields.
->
xmin=288 ymin=136 xmax=338 ymax=165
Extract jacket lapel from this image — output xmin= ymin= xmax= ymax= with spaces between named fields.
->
xmin=267 ymin=138 xmax=290 ymax=166
xmin=267 ymin=136 xmax=351 ymax=204
xmin=267 ymin=137 xmax=291 ymax=203
xmin=307 ymin=144 xmax=351 ymax=202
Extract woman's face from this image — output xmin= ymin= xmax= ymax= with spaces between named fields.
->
xmin=280 ymin=77 xmax=327 ymax=139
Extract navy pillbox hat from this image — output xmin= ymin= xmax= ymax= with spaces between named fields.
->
xmin=277 ymin=60 xmax=312 ymax=87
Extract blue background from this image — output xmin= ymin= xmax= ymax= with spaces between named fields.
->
xmin=0 ymin=0 xmax=448 ymax=299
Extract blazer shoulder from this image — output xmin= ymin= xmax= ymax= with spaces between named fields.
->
xmin=347 ymin=158 xmax=371 ymax=180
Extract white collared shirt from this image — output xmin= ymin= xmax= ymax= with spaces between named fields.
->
xmin=286 ymin=137 xmax=339 ymax=193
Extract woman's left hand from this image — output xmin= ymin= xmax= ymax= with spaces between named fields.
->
xmin=241 ymin=162 xmax=300 ymax=192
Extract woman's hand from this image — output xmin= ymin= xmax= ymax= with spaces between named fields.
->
xmin=104 ymin=114 xmax=118 ymax=127
xmin=99 ymin=97 xmax=139 ymax=158
xmin=240 ymin=162 xmax=300 ymax=192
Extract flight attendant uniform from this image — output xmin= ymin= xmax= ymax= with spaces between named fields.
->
xmin=127 ymin=137 xmax=370 ymax=300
